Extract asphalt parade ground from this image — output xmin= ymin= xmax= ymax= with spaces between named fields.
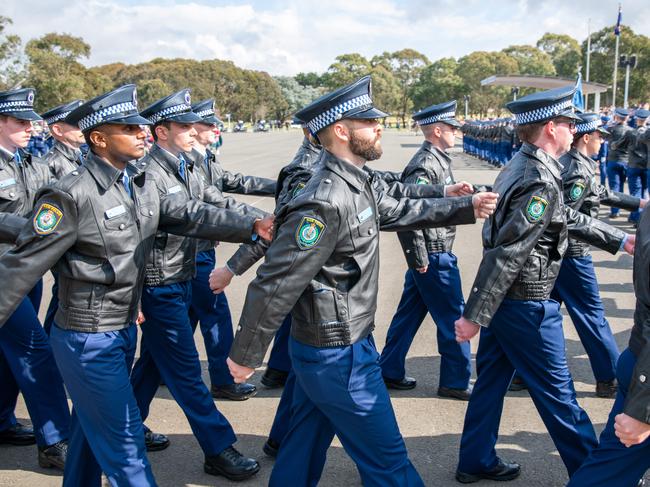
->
xmin=2 ymin=129 xmax=647 ymax=486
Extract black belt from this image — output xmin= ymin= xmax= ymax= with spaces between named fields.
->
xmin=506 ymin=279 xmax=555 ymax=300
xmin=426 ymin=240 xmax=449 ymax=253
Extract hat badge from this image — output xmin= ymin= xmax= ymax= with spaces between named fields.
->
xmin=132 ymin=88 xmax=138 ymax=106
xmin=184 ymin=92 xmax=191 ymax=105
xmin=27 ymin=91 xmax=35 ymax=104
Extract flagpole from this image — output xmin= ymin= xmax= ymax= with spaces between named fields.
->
xmin=612 ymin=3 xmax=621 ymax=106
xmin=585 ymin=18 xmax=591 ymax=109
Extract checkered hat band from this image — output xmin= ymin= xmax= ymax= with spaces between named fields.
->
xmin=196 ymin=109 xmax=214 ymax=118
xmin=0 ymin=100 xmax=33 ymax=112
xmin=416 ymin=111 xmax=456 ymax=126
xmin=44 ymin=110 xmax=72 ymax=125
xmin=307 ymin=94 xmax=373 ymax=133
xmin=514 ymin=99 xmax=572 ymax=125
xmin=148 ymin=103 xmax=192 ymax=124
xmin=575 ymin=120 xmax=600 ymax=134
xmin=78 ymin=101 xmax=138 ymax=132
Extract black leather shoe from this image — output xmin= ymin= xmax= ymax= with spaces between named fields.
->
xmin=438 ymin=385 xmax=473 ymax=401
xmin=383 ymin=376 xmax=416 ymax=390
xmin=261 ymin=367 xmax=289 ymax=389
xmin=211 ymin=383 xmax=258 ymax=401
xmin=456 ymin=458 xmax=521 ymax=483
xmin=596 ymin=379 xmax=618 ymax=398
xmin=508 ymin=376 xmax=527 ymax=392
xmin=0 ymin=423 xmax=36 ymax=446
xmin=263 ymin=438 xmax=280 ymax=458
xmin=143 ymin=425 xmax=170 ymax=452
xmin=38 ymin=440 xmax=67 ymax=470
xmin=637 ymin=479 xmax=646 ymax=487
xmin=204 ymin=446 xmax=260 ymax=481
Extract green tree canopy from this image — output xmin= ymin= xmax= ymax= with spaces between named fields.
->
xmin=502 ymin=45 xmax=556 ymax=76
xmin=410 ymin=57 xmax=464 ymax=110
xmin=0 ymin=16 xmax=25 ymax=90
xmin=537 ymin=33 xmax=581 ymax=78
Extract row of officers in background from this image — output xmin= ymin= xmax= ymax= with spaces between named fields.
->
xmin=0 ymin=75 xmax=647 ymax=487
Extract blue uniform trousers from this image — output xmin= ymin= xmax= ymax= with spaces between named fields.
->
xmin=268 ymin=368 xmax=296 ymax=445
xmin=567 ymin=348 xmax=650 ymax=487
xmin=0 ymin=296 xmax=69 ymax=446
xmin=626 ymin=167 xmax=647 ymax=222
xmin=50 ymin=324 xmax=156 ymax=487
xmin=599 ymin=161 xmax=607 ymax=186
xmin=188 ymin=249 xmax=235 ymax=387
xmin=550 ymin=256 xmax=619 ymax=382
xmin=607 ymin=161 xmax=627 ymax=216
xmin=267 ymin=314 xmax=292 ymax=373
xmin=458 ymin=299 xmax=597 ymax=476
xmin=27 ymin=278 xmax=42 ymax=311
xmin=130 ymin=281 xmax=237 ymax=455
xmin=379 ymin=252 xmax=471 ymax=390
xmin=270 ymin=336 xmax=424 ymax=487
xmin=43 ymin=273 xmax=59 ymax=335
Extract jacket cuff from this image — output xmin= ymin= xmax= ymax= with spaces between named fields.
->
xmin=463 ymin=288 xmax=496 ymax=328
xmin=229 ymin=325 xmax=269 ymax=369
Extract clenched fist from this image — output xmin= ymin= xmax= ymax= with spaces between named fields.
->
xmin=253 ymin=214 xmax=275 ymax=241
xmin=471 ymin=192 xmax=499 ymax=219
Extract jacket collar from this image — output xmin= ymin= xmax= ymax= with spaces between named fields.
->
xmin=322 ymin=150 xmax=369 ymax=191
xmin=521 ymin=142 xmax=562 ymax=180
xmin=422 ymin=140 xmax=451 ymax=163
xmin=84 ymin=151 xmax=124 ymax=191
xmin=149 ymin=143 xmax=186 ymax=176
xmin=52 ymin=140 xmax=82 ymax=163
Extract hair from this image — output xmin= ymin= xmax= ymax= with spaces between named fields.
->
xmin=152 ymin=121 xmax=171 ymax=141
xmin=516 ymin=121 xmax=547 ymax=144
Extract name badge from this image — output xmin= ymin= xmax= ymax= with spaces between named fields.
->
xmin=357 ymin=206 xmax=373 ymax=223
xmin=0 ymin=178 xmax=16 ymax=189
xmin=167 ymin=185 xmax=183 ymax=195
xmin=105 ymin=205 xmax=126 ymax=219
xmin=445 ymin=176 xmax=453 ymax=184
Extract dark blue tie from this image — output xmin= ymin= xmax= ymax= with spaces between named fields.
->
xmin=122 ymin=172 xmax=132 ymax=198
xmin=178 ymin=154 xmax=187 ymax=181
xmin=204 ymin=152 xmax=210 ymax=171
xmin=13 ymin=151 xmax=22 ymax=167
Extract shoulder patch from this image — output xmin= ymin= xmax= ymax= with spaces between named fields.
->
xmin=525 ymin=195 xmax=549 ymax=223
xmin=416 ymin=176 xmax=430 ymax=185
xmin=33 ymin=203 xmax=63 ymax=235
xmin=295 ymin=216 xmax=326 ymax=250
xmin=569 ymin=181 xmax=586 ymax=202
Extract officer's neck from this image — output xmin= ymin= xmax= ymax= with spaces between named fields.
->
xmin=52 ymin=135 xmax=81 ymax=151
xmin=572 ymin=140 xmax=590 ymax=158
xmin=327 ymin=144 xmax=366 ymax=168
xmin=193 ymin=142 xmax=208 ymax=156
xmin=0 ymin=137 xmax=19 ymax=155
xmin=91 ymin=149 xmax=128 ymax=171
xmin=423 ymin=135 xmax=449 ymax=153
xmin=155 ymin=140 xmax=184 ymax=159
xmin=530 ymin=137 xmax=563 ymax=160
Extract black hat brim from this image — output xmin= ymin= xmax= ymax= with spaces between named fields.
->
xmin=556 ymin=108 xmax=581 ymax=122
xmin=5 ymin=110 xmax=43 ymax=122
xmin=596 ymin=126 xmax=610 ymax=136
xmin=442 ymin=119 xmax=462 ymax=128
xmin=197 ymin=115 xmax=222 ymax=125
xmin=348 ymin=107 xmax=390 ymax=120
xmin=164 ymin=112 xmax=202 ymax=124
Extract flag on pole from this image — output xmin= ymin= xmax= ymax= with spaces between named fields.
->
xmin=614 ymin=4 xmax=622 ymax=36
xmin=573 ymin=73 xmax=584 ymax=111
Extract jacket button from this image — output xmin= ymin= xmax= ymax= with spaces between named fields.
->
xmin=119 ymin=223 xmax=126 ymax=230
xmin=324 ymin=178 xmax=331 ymax=184
xmin=148 ymin=210 xmax=154 ymax=216
xmin=9 ymin=192 xmax=14 ymax=197
xmin=337 ymin=294 xmax=343 ymax=300
xmin=237 ymin=325 xmax=242 ymax=331
xmin=341 ymin=310 xmax=347 ymax=315
xmin=368 ymin=229 xmax=374 ymax=235
xmin=71 ymin=170 xmax=79 ymax=176
xmin=640 ymin=374 xmax=647 ymax=383
xmin=406 ymin=249 xmax=411 ymax=253
xmin=473 ymin=287 xmax=478 ymax=293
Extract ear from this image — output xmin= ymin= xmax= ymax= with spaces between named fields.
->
xmin=332 ymin=121 xmax=350 ymax=142
xmin=50 ymin=123 xmax=64 ymax=138
xmin=544 ymin=120 xmax=556 ymax=138
xmin=89 ymin=130 xmax=106 ymax=149
xmin=433 ymin=124 xmax=443 ymax=138
xmin=155 ymin=124 xmax=168 ymax=141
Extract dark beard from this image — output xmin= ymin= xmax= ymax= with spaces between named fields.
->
xmin=349 ymin=129 xmax=383 ymax=161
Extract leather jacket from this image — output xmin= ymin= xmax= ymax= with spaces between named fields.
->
xmin=628 ymin=207 xmax=650 ymax=424
xmin=0 ymin=151 xmax=258 ymax=332
xmin=230 ymin=150 xmax=476 ymax=367
xmin=142 ymin=144 xmax=265 ymax=287
xmin=44 ymin=140 xmax=83 ymax=180
xmin=0 ymin=148 xmax=53 ymax=253
xmin=188 ymin=147 xmax=268 ymax=253
xmin=607 ymin=123 xmax=635 ymax=163
xmin=560 ymin=148 xmax=640 ymax=257
xmin=203 ymin=147 xmax=276 ymax=195
xmin=464 ymin=143 xmax=626 ymax=327
xmin=397 ymin=141 xmax=457 ymax=268
xmin=629 ymin=126 xmax=650 ymax=169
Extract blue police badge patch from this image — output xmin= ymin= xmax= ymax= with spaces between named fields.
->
xmin=296 ymin=216 xmax=325 ymax=250
xmin=416 ymin=176 xmax=430 ymax=185
xmin=569 ymin=181 xmax=585 ymax=201
xmin=33 ymin=203 xmax=63 ymax=235
xmin=525 ymin=195 xmax=548 ymax=223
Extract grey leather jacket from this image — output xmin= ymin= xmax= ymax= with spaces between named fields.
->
xmin=141 ymin=144 xmax=265 ymax=287
xmin=560 ymin=148 xmax=640 ymax=257
xmin=229 ymin=150 xmax=476 ymax=367
xmin=607 ymin=123 xmax=635 ymax=163
xmin=44 ymin=140 xmax=83 ymax=180
xmin=464 ymin=143 xmax=626 ymax=327
xmin=0 ymin=151 xmax=259 ymax=332
xmin=203 ymin=147 xmax=276 ymax=195
xmin=629 ymin=126 xmax=650 ymax=169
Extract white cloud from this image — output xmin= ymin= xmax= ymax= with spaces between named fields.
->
xmin=3 ymin=0 xmax=649 ymax=75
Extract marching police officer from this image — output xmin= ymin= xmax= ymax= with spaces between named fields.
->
xmin=553 ymin=112 xmax=647 ymax=398
xmin=0 ymin=84 xmax=272 ymax=486
xmin=607 ymin=107 xmax=634 ymax=218
xmin=380 ymin=100 xmax=473 ymax=400
xmin=0 ymin=88 xmax=70 ymax=469
xmin=226 ymin=75 xmax=498 ymax=486
xmin=40 ymin=99 xmax=85 ymax=335
xmin=186 ymin=98 xmax=275 ymax=401
xmin=628 ymin=109 xmax=650 ymax=225
xmin=128 ymin=89 xmax=268 ymax=480
xmin=567 ymin=190 xmax=650 ymax=487
xmin=454 ymin=85 xmax=636 ymax=483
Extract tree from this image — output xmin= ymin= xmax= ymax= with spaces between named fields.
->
xmin=0 ymin=16 xmax=26 ymax=90
xmin=25 ymin=33 xmax=92 ymax=110
xmin=537 ymin=33 xmax=581 ymax=78
xmin=410 ymin=57 xmax=464 ymax=110
xmin=273 ymin=76 xmax=322 ymax=121
xmin=502 ymin=45 xmax=556 ymax=76
xmin=322 ymin=53 xmax=372 ymax=88
xmin=295 ymin=72 xmax=323 ymax=88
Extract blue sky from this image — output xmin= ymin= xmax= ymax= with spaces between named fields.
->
xmin=3 ymin=0 xmax=649 ymax=75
